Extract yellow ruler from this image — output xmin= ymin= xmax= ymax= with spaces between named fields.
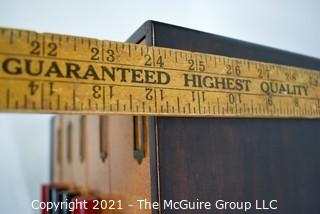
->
xmin=0 ymin=28 xmax=319 ymax=118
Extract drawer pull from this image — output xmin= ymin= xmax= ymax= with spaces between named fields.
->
xmin=133 ymin=116 xmax=146 ymax=164
xmin=79 ymin=116 xmax=86 ymax=163
xmin=99 ymin=117 xmax=108 ymax=162
xmin=67 ymin=122 xmax=73 ymax=163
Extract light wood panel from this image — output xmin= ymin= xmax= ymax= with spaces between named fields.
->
xmin=108 ymin=116 xmax=151 ymax=214
xmin=86 ymin=115 xmax=111 ymax=195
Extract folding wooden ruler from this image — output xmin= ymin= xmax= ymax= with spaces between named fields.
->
xmin=0 ymin=28 xmax=319 ymax=118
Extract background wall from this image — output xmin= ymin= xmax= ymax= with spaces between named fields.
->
xmin=0 ymin=0 xmax=319 ymax=213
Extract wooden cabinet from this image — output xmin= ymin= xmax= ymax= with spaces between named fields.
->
xmin=50 ymin=21 xmax=320 ymax=213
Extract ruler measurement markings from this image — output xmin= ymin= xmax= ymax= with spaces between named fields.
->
xmin=40 ymin=83 xmax=44 ymax=109
xmin=175 ymin=52 xmax=178 ymax=63
xmin=88 ymin=98 xmax=91 ymax=110
xmin=73 ymin=87 xmax=76 ymax=110
xmin=129 ymin=94 xmax=133 ymax=111
xmin=0 ymin=28 xmax=319 ymax=118
xmin=151 ymin=47 xmax=156 ymax=67
xmin=166 ymin=101 xmax=169 ymax=113
xmin=26 ymin=31 xmax=30 ymax=43
xmin=42 ymin=35 xmax=46 ymax=56
xmin=128 ymin=44 xmax=131 ymax=57
xmin=9 ymin=30 xmax=14 ymax=44
xmin=197 ymin=91 xmax=201 ymax=114
xmin=154 ymin=89 xmax=157 ymax=112
xmin=101 ymin=41 xmax=105 ymax=62
xmin=139 ymin=46 xmax=143 ymax=56
xmin=73 ymin=37 xmax=77 ymax=51
xmin=142 ymin=101 xmax=145 ymax=112
xmin=57 ymin=95 xmax=61 ymax=110
xmin=102 ymin=86 xmax=106 ymax=111
xmin=6 ymin=88 xmax=10 ymax=108
xmin=0 ymin=76 xmax=318 ymax=106
xmin=58 ymin=36 xmax=62 ymax=45
xmin=24 ymin=94 xmax=27 ymax=109
xmin=116 ymin=99 xmax=120 ymax=111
